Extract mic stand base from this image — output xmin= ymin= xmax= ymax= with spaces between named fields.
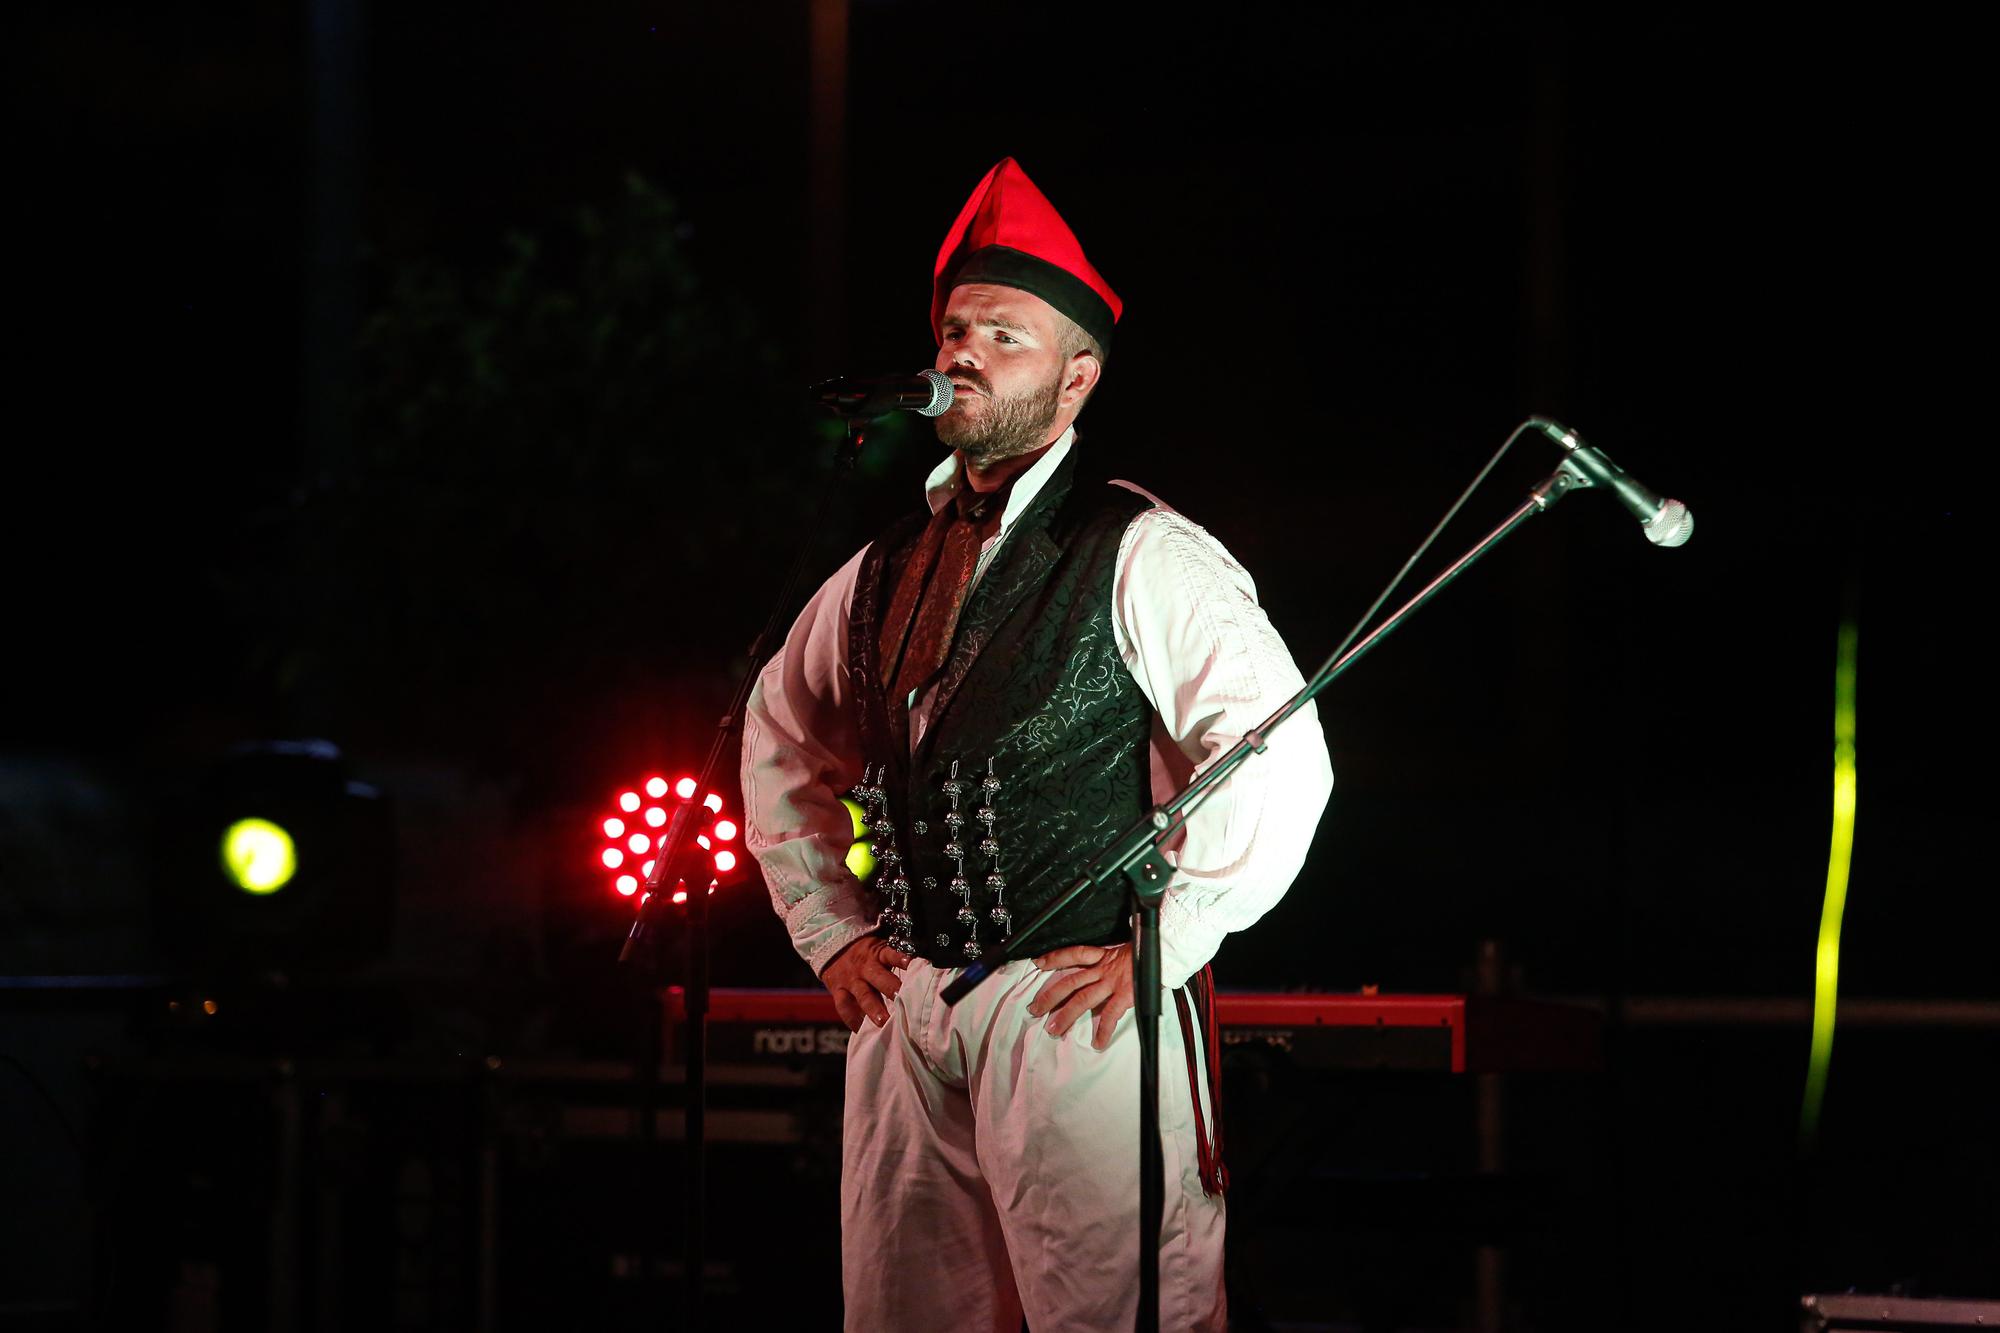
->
xmin=1125 ymin=846 xmax=1172 ymax=1333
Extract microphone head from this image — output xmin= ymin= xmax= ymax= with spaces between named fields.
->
xmin=917 ymin=368 xmax=955 ymax=417
xmin=1644 ymin=499 xmax=1694 ymax=547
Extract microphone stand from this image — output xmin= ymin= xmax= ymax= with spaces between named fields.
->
xmin=940 ymin=421 xmax=1596 ymax=1333
xmin=617 ymin=414 xmax=870 ymax=1332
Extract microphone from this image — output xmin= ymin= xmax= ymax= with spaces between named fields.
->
xmin=1531 ymin=418 xmax=1693 ymax=547
xmin=811 ymin=369 xmax=956 ymax=418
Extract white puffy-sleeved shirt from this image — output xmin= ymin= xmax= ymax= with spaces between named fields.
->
xmin=741 ymin=427 xmax=1334 ymax=989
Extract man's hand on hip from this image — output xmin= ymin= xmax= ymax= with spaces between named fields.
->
xmin=819 ymin=936 xmax=913 ymax=1032
xmin=1027 ymin=943 xmax=1134 ymax=1050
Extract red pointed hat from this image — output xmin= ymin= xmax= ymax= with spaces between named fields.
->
xmin=932 ymin=158 xmax=1122 ymax=358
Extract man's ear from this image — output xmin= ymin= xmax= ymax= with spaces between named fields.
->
xmin=1063 ymin=351 xmax=1102 ymax=405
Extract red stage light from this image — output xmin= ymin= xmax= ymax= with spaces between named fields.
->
xmin=597 ymin=772 xmax=743 ymax=905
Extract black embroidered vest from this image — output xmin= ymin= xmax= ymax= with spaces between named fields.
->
xmin=847 ymin=449 xmax=1156 ymax=967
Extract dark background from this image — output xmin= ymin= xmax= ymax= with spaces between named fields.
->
xmin=2 ymin=2 xmax=1984 ymax=1330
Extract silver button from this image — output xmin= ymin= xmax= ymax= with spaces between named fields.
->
xmin=914 ymin=820 xmax=929 ymax=834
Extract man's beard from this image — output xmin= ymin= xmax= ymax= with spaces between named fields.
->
xmin=935 ymin=370 xmax=1064 ymax=464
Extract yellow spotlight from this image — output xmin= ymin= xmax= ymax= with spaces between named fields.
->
xmin=841 ymin=797 xmax=875 ymax=881
xmin=220 ymin=817 xmax=297 ymax=895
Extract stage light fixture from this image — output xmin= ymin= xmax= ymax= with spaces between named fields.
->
xmin=160 ymin=740 xmax=393 ymax=972
xmin=221 ymin=817 xmax=297 ymax=895
xmin=841 ymin=796 xmax=876 ymax=881
xmin=595 ymin=775 xmax=745 ymax=905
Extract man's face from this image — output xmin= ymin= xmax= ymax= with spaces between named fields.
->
xmin=933 ymin=284 xmax=1075 ymax=464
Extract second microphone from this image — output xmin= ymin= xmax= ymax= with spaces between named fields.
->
xmin=812 ymin=369 xmax=956 ymax=418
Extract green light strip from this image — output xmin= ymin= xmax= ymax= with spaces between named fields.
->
xmin=1801 ymin=618 xmax=1858 ymax=1145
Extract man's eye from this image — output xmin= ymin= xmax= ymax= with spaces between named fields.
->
xmin=994 ymin=332 xmax=1016 ymax=344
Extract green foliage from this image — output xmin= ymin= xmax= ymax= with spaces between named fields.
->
xmin=333 ymin=174 xmax=802 ymax=765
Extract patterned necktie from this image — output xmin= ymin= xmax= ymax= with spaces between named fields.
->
xmin=879 ymin=484 xmax=1006 ymax=707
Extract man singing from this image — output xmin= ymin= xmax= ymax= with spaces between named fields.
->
xmin=742 ymin=158 xmax=1333 ymax=1332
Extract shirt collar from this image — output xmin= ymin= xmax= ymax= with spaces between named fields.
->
xmin=922 ymin=426 xmax=1077 ymax=534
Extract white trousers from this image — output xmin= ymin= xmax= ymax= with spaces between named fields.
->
xmin=840 ymin=957 xmax=1227 ymax=1333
